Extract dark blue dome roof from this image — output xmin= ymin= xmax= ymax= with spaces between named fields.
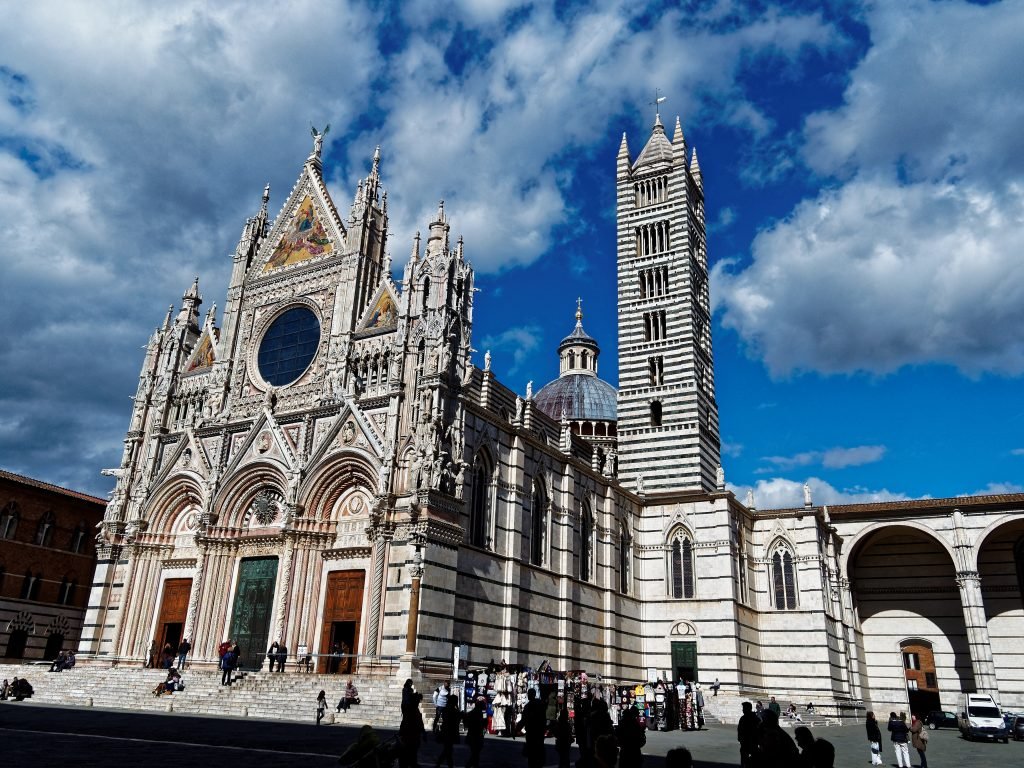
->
xmin=534 ymin=373 xmax=617 ymax=422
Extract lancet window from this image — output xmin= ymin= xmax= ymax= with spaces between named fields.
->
xmin=669 ymin=532 xmax=696 ymax=599
xmin=529 ymin=480 xmax=548 ymax=567
xmin=771 ymin=544 xmax=799 ymax=609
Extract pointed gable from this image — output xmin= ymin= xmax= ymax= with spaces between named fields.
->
xmin=184 ymin=327 xmax=218 ymax=373
xmin=356 ymin=280 xmax=400 ymax=334
xmin=259 ymin=160 xmax=347 ymax=275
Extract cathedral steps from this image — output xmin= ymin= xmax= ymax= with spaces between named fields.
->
xmin=0 ymin=663 xmax=408 ymax=727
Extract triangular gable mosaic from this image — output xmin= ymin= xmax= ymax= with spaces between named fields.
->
xmin=362 ymin=290 xmax=398 ymax=332
xmin=185 ymin=330 xmax=217 ymax=373
xmin=263 ymin=194 xmax=334 ymax=273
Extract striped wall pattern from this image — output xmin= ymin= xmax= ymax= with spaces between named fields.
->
xmin=615 ymin=126 xmax=720 ymax=494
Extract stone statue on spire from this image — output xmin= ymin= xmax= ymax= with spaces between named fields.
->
xmin=310 ymin=124 xmax=330 ymax=159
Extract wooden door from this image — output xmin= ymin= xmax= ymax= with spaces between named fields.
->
xmin=319 ymin=570 xmax=365 ymax=673
xmin=155 ymin=578 xmax=192 ymax=658
xmin=671 ymin=641 xmax=698 ymax=684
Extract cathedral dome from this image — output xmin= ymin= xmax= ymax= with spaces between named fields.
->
xmin=534 ymin=301 xmax=617 ymax=423
xmin=535 ymin=373 xmax=617 ymax=422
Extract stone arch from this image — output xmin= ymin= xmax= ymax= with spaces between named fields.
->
xmin=974 ymin=514 xmax=1024 ymax=701
xmin=300 ymin=450 xmax=379 ymax=521
xmin=840 ymin=520 xmax=956 ymax=578
xmin=845 ymin=522 xmax=971 ymax=713
xmin=972 ymin=513 xmax=1024 ymax=571
xmin=215 ymin=461 xmax=289 ymax=529
xmin=145 ymin=473 xmax=205 ymax=536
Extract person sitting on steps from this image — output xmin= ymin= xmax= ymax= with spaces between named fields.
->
xmin=337 ymin=679 xmax=360 ymax=712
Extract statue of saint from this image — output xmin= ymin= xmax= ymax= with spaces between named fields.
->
xmin=310 ymin=124 xmax=330 ymax=158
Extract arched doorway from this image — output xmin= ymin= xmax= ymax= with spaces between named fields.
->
xmin=5 ymin=629 xmax=28 ymax=658
xmin=847 ymin=525 xmax=971 ymax=715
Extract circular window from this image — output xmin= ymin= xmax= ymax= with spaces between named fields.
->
xmin=257 ymin=306 xmax=320 ymax=387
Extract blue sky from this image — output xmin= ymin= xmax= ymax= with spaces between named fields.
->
xmin=1 ymin=0 xmax=1022 ymax=507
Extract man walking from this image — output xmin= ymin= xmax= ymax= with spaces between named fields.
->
xmin=176 ymin=638 xmax=191 ymax=669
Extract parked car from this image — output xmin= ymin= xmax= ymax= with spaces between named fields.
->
xmin=925 ymin=710 xmax=958 ymax=730
xmin=957 ymin=693 xmax=1009 ymax=742
xmin=1008 ymin=714 xmax=1024 ymax=742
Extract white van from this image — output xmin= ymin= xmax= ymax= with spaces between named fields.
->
xmin=957 ymin=693 xmax=1009 ymax=742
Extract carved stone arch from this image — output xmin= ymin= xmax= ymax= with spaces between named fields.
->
xmin=215 ymin=461 xmax=289 ymax=529
xmin=145 ymin=473 xmax=205 ymax=536
xmin=6 ymin=610 xmax=35 ymax=634
xmin=300 ymin=450 xmax=379 ymax=521
xmin=668 ymin=620 xmax=698 ymax=637
xmin=765 ymin=533 xmax=795 ymax=559
xmin=666 ymin=521 xmax=696 ymax=546
xmin=45 ymin=614 xmax=71 ymax=636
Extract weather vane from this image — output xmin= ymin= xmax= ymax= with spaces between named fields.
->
xmin=651 ymin=89 xmax=667 ymax=118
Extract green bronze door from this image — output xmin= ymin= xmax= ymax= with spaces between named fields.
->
xmin=671 ymin=641 xmax=698 ymax=684
xmin=228 ymin=556 xmax=279 ymax=670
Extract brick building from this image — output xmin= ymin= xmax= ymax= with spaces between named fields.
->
xmin=0 ymin=469 xmax=106 ymax=661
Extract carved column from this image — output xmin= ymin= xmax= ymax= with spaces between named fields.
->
xmin=363 ymin=527 xmax=392 ymax=658
xmin=951 ymin=508 xmax=998 ymax=695
xmin=405 ymin=546 xmax=425 ymax=655
xmin=275 ymin=536 xmax=295 ymax=643
xmin=182 ymin=545 xmax=207 ymax=645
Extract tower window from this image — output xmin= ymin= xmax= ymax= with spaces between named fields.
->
xmin=648 ymin=356 xmax=664 ymax=386
xmin=650 ymin=400 xmax=663 ymax=427
xmin=580 ymin=505 xmax=593 ymax=583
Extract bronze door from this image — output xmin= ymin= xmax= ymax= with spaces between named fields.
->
xmin=319 ymin=570 xmax=365 ymax=673
xmin=228 ymin=557 xmax=279 ymax=670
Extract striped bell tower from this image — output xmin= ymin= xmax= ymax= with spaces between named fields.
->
xmin=615 ymin=112 xmax=720 ymax=493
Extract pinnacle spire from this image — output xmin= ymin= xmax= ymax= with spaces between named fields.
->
xmin=690 ymin=147 xmax=702 ymax=185
xmin=673 ymin=115 xmax=685 ymax=145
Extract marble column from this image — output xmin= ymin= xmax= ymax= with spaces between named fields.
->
xmin=955 ymin=570 xmax=999 ymax=695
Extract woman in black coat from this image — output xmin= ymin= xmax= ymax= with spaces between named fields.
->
xmin=865 ymin=711 xmax=883 ymax=765
xmin=398 ymin=679 xmax=424 ymax=768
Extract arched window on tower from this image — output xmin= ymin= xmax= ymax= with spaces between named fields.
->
xmin=771 ymin=545 xmax=798 ymax=609
xmin=530 ymin=479 xmax=547 ymax=567
xmin=650 ymin=400 xmax=663 ymax=427
xmin=669 ymin=533 xmax=696 ymax=599
xmin=1 ymin=502 xmax=19 ymax=540
xmin=469 ymin=452 xmax=493 ymax=549
xmin=579 ymin=504 xmax=593 ymax=583
xmin=581 ymin=351 xmax=589 ymax=370
xmin=421 ymin=276 xmax=431 ymax=311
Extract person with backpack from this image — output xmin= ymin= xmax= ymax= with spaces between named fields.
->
xmin=221 ymin=642 xmax=238 ymax=685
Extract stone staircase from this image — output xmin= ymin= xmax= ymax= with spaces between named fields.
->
xmin=0 ymin=662 xmax=408 ymax=727
xmin=698 ymin=692 xmax=850 ymax=727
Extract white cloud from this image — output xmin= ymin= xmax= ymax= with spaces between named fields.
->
xmin=714 ymin=0 xmax=1024 ymax=377
xmin=964 ymin=482 xmax=1024 ymax=497
xmin=759 ymin=444 xmax=886 ymax=471
xmin=479 ymin=325 xmax=543 ymax=378
xmin=1011 ymin=449 xmax=1024 ymax=457
xmin=730 ymin=476 xmax=913 ymax=510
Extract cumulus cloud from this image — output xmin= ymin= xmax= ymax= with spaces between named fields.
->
xmin=0 ymin=1 xmax=842 ymax=493
xmin=714 ymin=0 xmax=1024 ymax=377
xmin=731 ymin=476 xmax=914 ymax=510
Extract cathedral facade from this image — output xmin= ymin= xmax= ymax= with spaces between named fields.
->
xmin=83 ymin=118 xmax=1024 ymax=715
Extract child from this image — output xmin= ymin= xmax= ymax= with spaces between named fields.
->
xmin=316 ymin=689 xmax=328 ymax=725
